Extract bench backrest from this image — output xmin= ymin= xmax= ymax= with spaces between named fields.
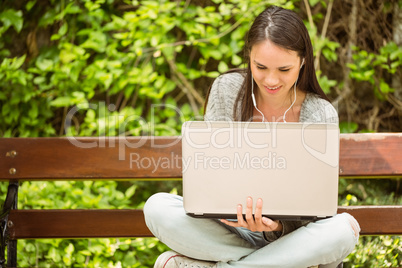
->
xmin=0 ymin=133 xmax=401 ymax=239
xmin=1 ymin=134 xmax=401 ymax=180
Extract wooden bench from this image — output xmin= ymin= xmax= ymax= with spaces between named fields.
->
xmin=0 ymin=133 xmax=401 ymax=267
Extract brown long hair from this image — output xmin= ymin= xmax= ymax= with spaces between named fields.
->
xmin=204 ymin=6 xmax=329 ymax=121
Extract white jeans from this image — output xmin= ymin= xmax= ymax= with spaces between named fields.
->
xmin=144 ymin=193 xmax=360 ymax=268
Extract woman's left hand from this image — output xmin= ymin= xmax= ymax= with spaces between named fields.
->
xmin=220 ymin=197 xmax=283 ymax=232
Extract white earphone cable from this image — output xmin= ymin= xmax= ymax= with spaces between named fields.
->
xmin=251 ymin=77 xmax=265 ymax=122
xmin=282 ymin=78 xmax=298 ymax=123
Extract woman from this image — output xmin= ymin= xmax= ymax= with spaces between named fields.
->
xmin=144 ymin=6 xmax=360 ymax=268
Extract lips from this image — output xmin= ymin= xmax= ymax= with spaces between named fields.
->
xmin=264 ymin=85 xmax=281 ymax=94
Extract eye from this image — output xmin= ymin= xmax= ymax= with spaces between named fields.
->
xmin=256 ymin=65 xmax=266 ymax=70
xmin=279 ymin=69 xmax=290 ymax=72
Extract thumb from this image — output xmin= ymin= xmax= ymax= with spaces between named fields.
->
xmin=262 ymin=217 xmax=281 ymax=231
xmin=262 ymin=217 xmax=271 ymax=225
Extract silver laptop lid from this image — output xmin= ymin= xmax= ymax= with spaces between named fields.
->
xmin=182 ymin=121 xmax=340 ymax=220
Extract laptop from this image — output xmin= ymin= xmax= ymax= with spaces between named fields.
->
xmin=181 ymin=121 xmax=340 ymax=221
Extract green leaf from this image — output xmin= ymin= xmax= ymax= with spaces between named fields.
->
xmin=231 ymin=27 xmax=244 ymax=41
xmin=75 ymin=254 xmax=86 ymax=263
xmin=379 ymin=80 xmax=393 ymax=94
xmin=65 ymin=243 xmax=74 ymax=255
xmin=50 ymin=33 xmax=61 ymax=40
xmin=47 ymin=247 xmax=61 ymax=262
xmin=125 ymin=185 xmax=137 ymax=198
xmin=36 ymin=58 xmax=53 ymax=71
xmin=80 ymin=31 xmax=107 ymax=53
xmin=59 ymin=23 xmax=68 ymax=36
xmin=390 ymin=61 xmax=400 ymax=71
xmin=180 ymin=103 xmax=192 ymax=116
xmin=2 ymin=103 xmax=10 ymax=116
xmin=50 ymin=96 xmax=72 ymax=107
xmin=339 ymin=121 xmax=358 ymax=133
xmin=29 ymin=103 xmax=39 ymax=119
xmin=218 ymin=61 xmax=228 ymax=73
xmin=0 ymin=9 xmax=24 ymax=33
xmin=119 ymin=243 xmax=130 ymax=251
xmin=3 ymin=129 xmax=12 ymax=137
xmin=38 ymin=9 xmax=57 ymax=27
xmin=25 ymin=242 xmax=36 ymax=252
xmin=12 ymin=55 xmax=26 ymax=69
xmin=207 ymin=71 xmax=219 ymax=78
xmin=231 ymin=54 xmax=242 ymax=66
xmin=26 ymin=1 xmax=37 ymax=12
xmin=64 ymin=2 xmax=81 ymax=15
xmin=209 ymin=50 xmax=222 ymax=60
xmin=97 ymin=72 xmax=113 ymax=89
xmin=123 ymin=252 xmax=136 ymax=266
xmin=347 ymin=63 xmax=357 ymax=71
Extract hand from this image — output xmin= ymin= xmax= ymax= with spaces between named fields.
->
xmin=220 ymin=197 xmax=283 ymax=232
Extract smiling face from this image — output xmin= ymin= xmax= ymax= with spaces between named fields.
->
xmin=250 ymin=40 xmax=303 ymax=104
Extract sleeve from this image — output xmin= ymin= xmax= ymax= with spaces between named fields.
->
xmin=263 ymin=220 xmax=311 ymax=242
xmin=204 ymin=76 xmax=228 ymax=121
xmin=300 ymin=94 xmax=339 ymax=124
xmin=321 ymin=100 xmax=339 ymax=124
xmin=204 ymin=73 xmax=243 ymax=122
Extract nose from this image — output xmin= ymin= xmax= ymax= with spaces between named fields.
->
xmin=264 ymin=72 xmax=279 ymax=86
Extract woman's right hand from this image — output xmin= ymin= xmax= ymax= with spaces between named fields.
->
xmin=220 ymin=197 xmax=283 ymax=233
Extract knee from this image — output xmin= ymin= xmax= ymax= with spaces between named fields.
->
xmin=341 ymin=213 xmax=361 ymax=239
xmin=144 ymin=192 xmax=181 ymax=223
xmin=143 ymin=193 xmax=182 ymax=237
xmin=143 ymin=192 xmax=169 ymax=221
xmin=313 ymin=213 xmax=360 ymax=262
xmin=328 ymin=213 xmax=361 ymax=261
xmin=329 ymin=213 xmax=360 ymax=252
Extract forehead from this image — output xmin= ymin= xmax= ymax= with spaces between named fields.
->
xmin=250 ymin=40 xmax=299 ymax=65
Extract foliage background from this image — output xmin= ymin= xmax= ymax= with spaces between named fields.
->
xmin=0 ymin=0 xmax=401 ymax=267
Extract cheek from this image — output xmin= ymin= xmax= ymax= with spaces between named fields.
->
xmin=281 ymin=71 xmax=299 ymax=85
xmin=250 ymin=68 xmax=264 ymax=84
xmin=250 ymin=66 xmax=257 ymax=79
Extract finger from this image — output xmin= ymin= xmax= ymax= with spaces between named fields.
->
xmin=245 ymin=197 xmax=256 ymax=229
xmin=236 ymin=204 xmax=246 ymax=226
xmin=261 ymin=216 xmax=273 ymax=228
xmin=261 ymin=217 xmax=281 ymax=232
xmin=220 ymin=219 xmax=241 ymax=228
xmin=253 ymin=198 xmax=265 ymax=231
xmin=254 ymin=198 xmax=263 ymax=223
xmin=245 ymin=197 xmax=253 ymax=220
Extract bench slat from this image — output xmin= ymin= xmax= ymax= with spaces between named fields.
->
xmin=337 ymin=206 xmax=402 ymax=235
xmin=8 ymin=206 xmax=402 ymax=239
xmin=8 ymin=209 xmax=153 ymax=239
xmin=1 ymin=134 xmax=401 ymax=180
xmin=0 ymin=137 xmax=182 ymax=180
xmin=339 ymin=133 xmax=402 ymax=178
